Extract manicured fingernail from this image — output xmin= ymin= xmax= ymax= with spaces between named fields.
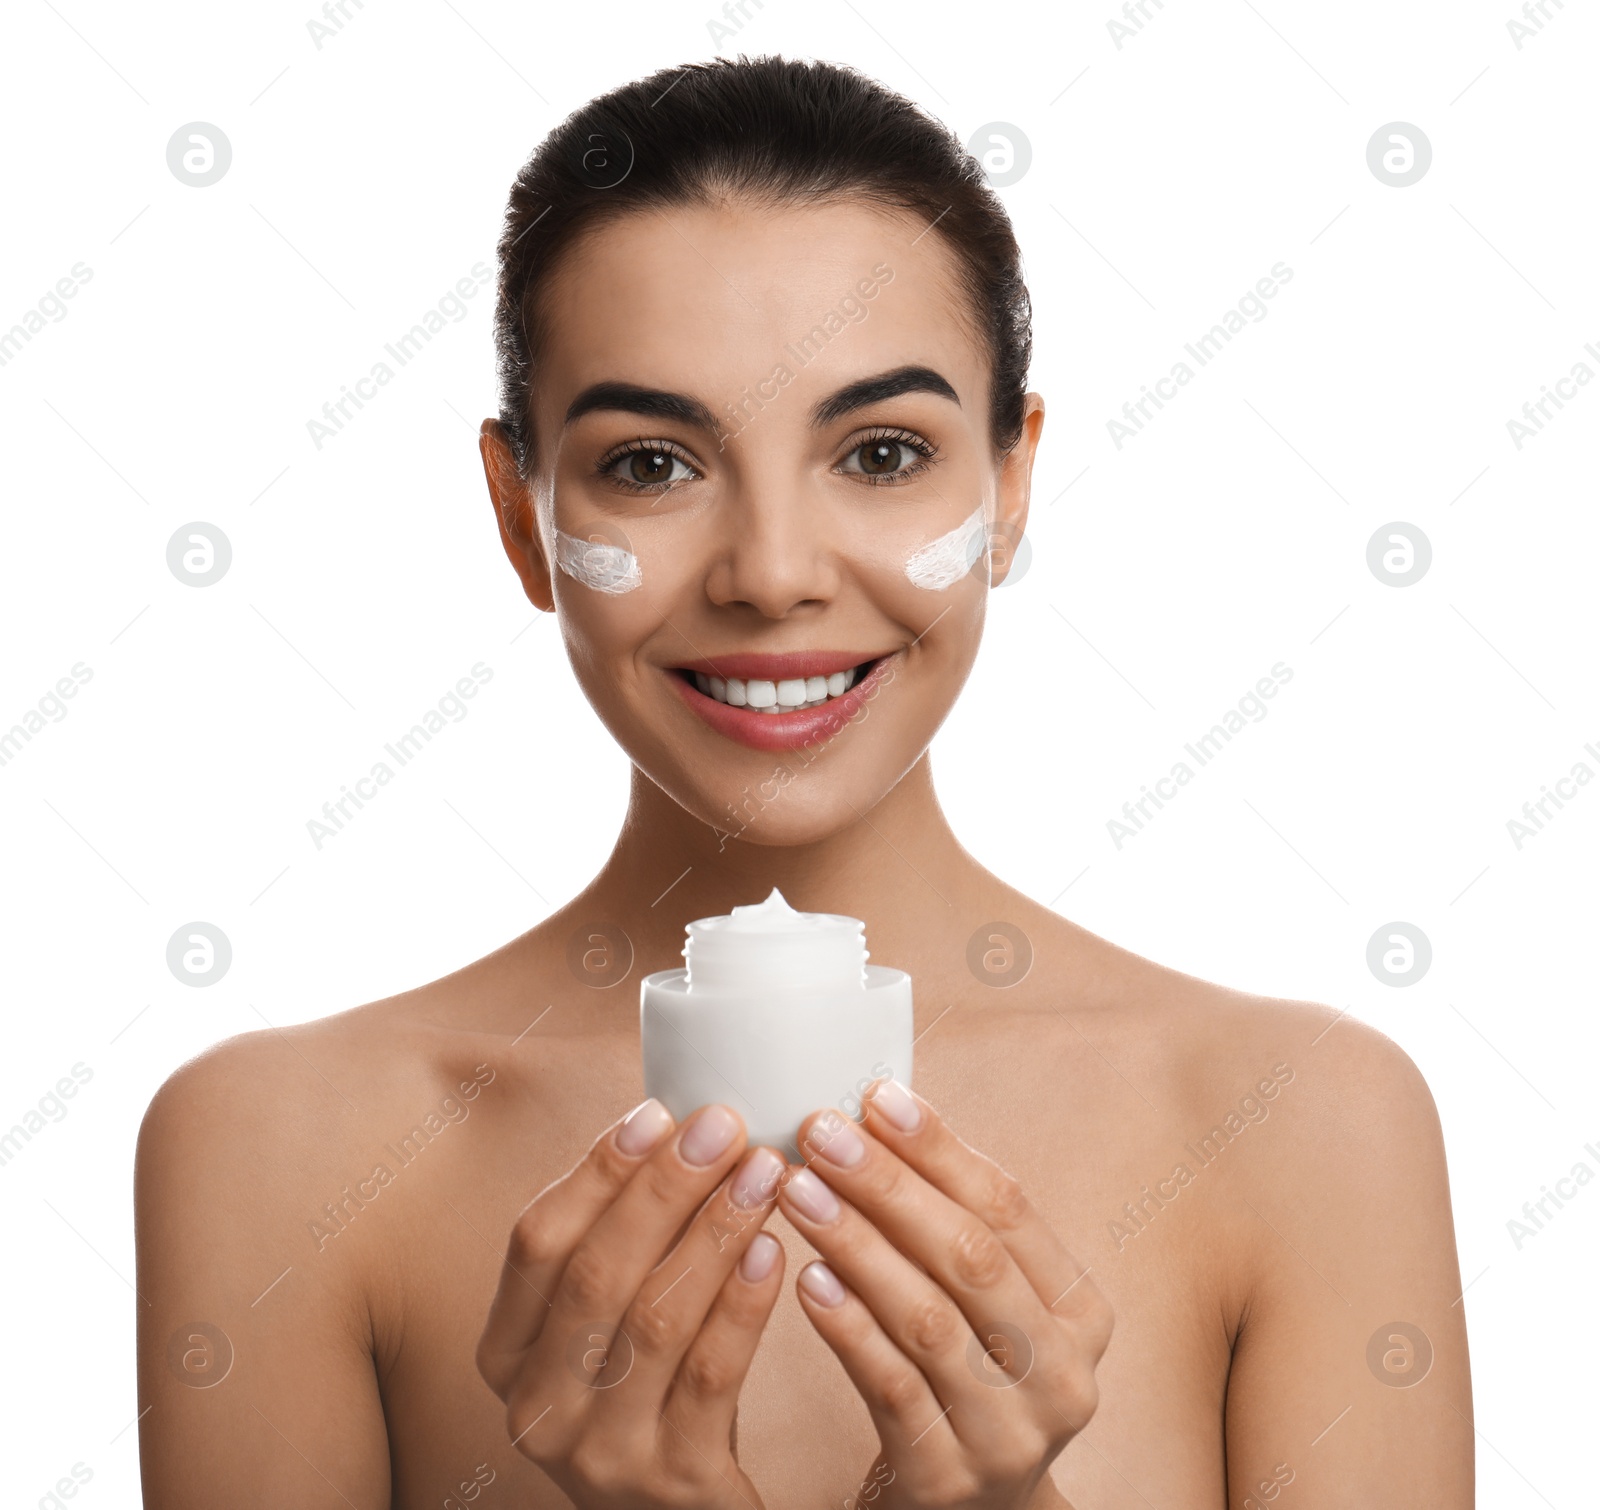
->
xmin=740 ymin=1232 xmax=781 ymax=1283
xmin=868 ymin=1077 xmax=922 ymax=1132
xmin=731 ymin=1148 xmax=785 ymax=1209
xmin=784 ymin=1167 xmax=841 ymax=1223
xmin=680 ymin=1105 xmax=741 ymax=1166
xmin=617 ymin=1098 xmax=673 ymax=1155
xmin=799 ymin=1261 xmax=846 ymax=1307
xmin=814 ymin=1117 xmax=865 ymax=1168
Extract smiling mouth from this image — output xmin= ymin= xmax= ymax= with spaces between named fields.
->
xmin=666 ymin=651 xmax=896 ymax=751
xmin=672 ymin=659 xmax=880 ymax=712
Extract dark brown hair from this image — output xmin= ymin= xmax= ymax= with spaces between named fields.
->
xmin=492 ymin=54 xmax=1032 ymax=476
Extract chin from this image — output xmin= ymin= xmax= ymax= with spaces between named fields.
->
xmin=627 ymin=720 xmax=918 ymax=846
xmin=716 ymin=791 xmax=883 ymax=850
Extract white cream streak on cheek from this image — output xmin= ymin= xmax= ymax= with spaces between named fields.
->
xmin=903 ymin=506 xmax=987 ymax=590
xmin=554 ymin=528 xmax=642 ymax=594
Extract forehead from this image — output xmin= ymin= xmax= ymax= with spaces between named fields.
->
xmin=533 ymin=196 xmax=987 ymax=424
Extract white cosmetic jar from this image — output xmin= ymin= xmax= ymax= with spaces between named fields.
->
xmin=640 ymin=890 xmax=913 ymax=1153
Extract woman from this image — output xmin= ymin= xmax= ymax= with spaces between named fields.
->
xmin=135 ymin=54 xmax=1473 ymax=1508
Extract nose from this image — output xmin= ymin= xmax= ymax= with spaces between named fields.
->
xmin=703 ymin=480 xmax=842 ymax=619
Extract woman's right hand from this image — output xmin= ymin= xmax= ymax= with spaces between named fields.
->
xmin=475 ymin=1098 xmax=787 ymax=1508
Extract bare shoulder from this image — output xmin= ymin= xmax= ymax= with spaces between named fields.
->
xmin=1025 ymin=896 xmax=1473 ymax=1492
xmin=135 ymin=957 xmax=521 ymax=1333
xmin=136 ymin=914 xmax=585 ymax=1244
xmin=135 ymin=1004 xmax=426 ymax=1319
xmin=138 ymin=988 xmax=464 ymax=1191
xmin=1027 ymin=902 xmax=1444 ymax=1162
xmin=133 ymin=953 xmax=540 ymax=1504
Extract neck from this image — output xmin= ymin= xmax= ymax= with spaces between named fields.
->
xmin=566 ymin=754 xmax=987 ymax=982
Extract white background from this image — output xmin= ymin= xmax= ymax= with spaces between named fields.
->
xmin=1 ymin=0 xmax=1596 ymax=1502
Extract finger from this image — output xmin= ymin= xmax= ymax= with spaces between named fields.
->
xmin=777 ymin=1166 xmax=979 ymax=1405
xmin=794 ymin=1260 xmax=956 ymax=1460
xmin=478 ymin=1097 xmax=676 ymax=1396
xmin=662 ymin=1230 xmax=786 ymax=1448
xmin=796 ymin=1107 xmax=1052 ymax=1349
xmin=860 ymin=1081 xmax=1106 ymax=1332
xmin=531 ymin=1104 xmax=751 ymax=1379
xmin=602 ymin=1145 xmax=787 ymax=1405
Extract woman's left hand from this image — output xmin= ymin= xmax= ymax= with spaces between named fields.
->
xmin=777 ymin=1079 xmax=1112 ymax=1510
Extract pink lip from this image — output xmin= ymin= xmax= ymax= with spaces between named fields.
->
xmin=668 ymin=654 xmax=897 ymax=752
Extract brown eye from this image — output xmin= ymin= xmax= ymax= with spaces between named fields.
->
xmin=857 ymin=440 xmax=907 ymax=476
xmin=627 ymin=449 xmax=676 ymax=484
xmin=837 ymin=430 xmax=936 ymax=483
xmin=601 ymin=444 xmax=697 ymax=492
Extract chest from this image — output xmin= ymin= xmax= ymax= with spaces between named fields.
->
xmin=372 ymin=1031 xmax=1239 ymax=1508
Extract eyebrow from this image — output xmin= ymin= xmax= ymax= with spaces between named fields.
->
xmin=809 ymin=365 xmax=961 ymax=426
xmin=563 ymin=381 xmax=717 ymax=433
xmin=561 ymin=364 xmax=961 ymax=435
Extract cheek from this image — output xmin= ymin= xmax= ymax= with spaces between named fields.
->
xmin=551 ymin=561 xmax=661 ymax=670
xmin=554 ymin=528 xmax=642 ymax=594
xmin=828 ymin=505 xmax=992 ymax=630
xmin=548 ymin=500 xmax=993 ymax=643
xmin=902 ymin=505 xmax=987 ymax=590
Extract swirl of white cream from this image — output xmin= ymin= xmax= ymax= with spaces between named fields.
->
xmin=903 ymin=506 xmax=988 ymax=591
xmin=555 ymin=528 xmax=642 ymax=594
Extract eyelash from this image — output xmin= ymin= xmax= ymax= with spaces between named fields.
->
xmin=594 ymin=436 xmax=700 ymax=495
xmin=838 ymin=422 xmax=934 ymax=486
xmin=593 ymin=426 xmax=941 ymax=494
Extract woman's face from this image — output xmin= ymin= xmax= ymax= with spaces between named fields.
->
xmin=482 ymin=196 xmax=1043 ymax=846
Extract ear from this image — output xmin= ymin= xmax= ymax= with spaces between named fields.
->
xmin=988 ymin=393 xmax=1044 ymax=588
xmin=480 ymin=418 xmax=554 ymax=614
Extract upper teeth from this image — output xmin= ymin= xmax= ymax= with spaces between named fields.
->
xmin=692 ymin=666 xmax=861 ymax=712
